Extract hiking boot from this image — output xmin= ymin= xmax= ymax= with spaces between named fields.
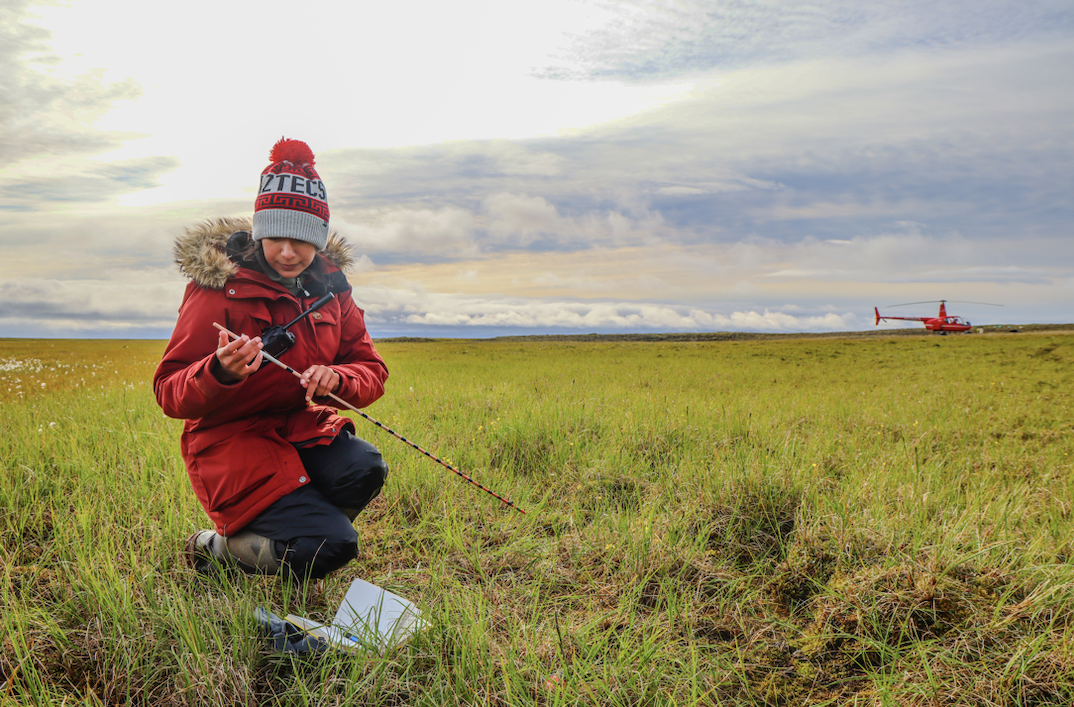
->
xmin=183 ymin=528 xmax=214 ymax=571
xmin=184 ymin=529 xmax=231 ymax=578
xmin=183 ymin=529 xmax=284 ymax=578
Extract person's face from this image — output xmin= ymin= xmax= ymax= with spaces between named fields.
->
xmin=261 ymin=238 xmax=318 ymax=279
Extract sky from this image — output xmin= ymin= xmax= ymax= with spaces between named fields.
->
xmin=1 ymin=0 xmax=1071 ymax=339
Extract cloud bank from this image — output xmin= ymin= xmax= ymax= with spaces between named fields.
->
xmin=0 ymin=0 xmax=1071 ymax=338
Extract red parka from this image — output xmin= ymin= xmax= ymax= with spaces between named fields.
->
xmin=154 ymin=217 xmax=389 ymax=535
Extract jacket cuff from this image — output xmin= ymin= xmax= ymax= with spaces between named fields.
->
xmin=324 ymin=366 xmax=361 ymax=406
xmin=191 ymin=353 xmax=246 ymax=401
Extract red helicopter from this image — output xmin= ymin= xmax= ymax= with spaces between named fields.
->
xmin=874 ymin=300 xmax=1001 ymax=333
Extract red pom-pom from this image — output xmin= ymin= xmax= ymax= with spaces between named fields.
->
xmin=269 ymin=137 xmax=315 ymax=166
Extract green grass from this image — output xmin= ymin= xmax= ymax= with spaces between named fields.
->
xmin=1 ymin=332 xmax=1073 ymax=705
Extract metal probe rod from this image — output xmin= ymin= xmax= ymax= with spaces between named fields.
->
xmin=213 ymin=322 xmax=526 ymax=514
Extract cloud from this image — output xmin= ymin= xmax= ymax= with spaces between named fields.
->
xmin=0 ymin=202 xmax=247 ymax=282
xmin=317 ymin=37 xmax=1073 ymax=269
xmin=2 ymin=1 xmax=1071 ymax=339
xmin=536 ymin=0 xmax=1074 ymax=80
xmin=1 ymin=156 xmax=180 ymax=209
xmin=483 ymin=192 xmax=667 ymax=249
xmin=484 ymin=193 xmax=561 ymax=242
xmin=0 ymin=0 xmax=141 ymax=169
xmin=756 ymin=230 xmax=1072 ymax=285
xmin=322 ymin=139 xmax=566 ymax=207
xmin=0 ymin=0 xmax=185 ymax=226
xmin=523 ymin=270 xmax=674 ymax=295
xmin=334 ymin=186 xmax=671 ymax=258
xmin=655 ymin=175 xmax=782 ymax=196
xmin=0 ymin=267 xmax=184 ymax=336
xmin=335 ymin=206 xmax=478 ymax=256
xmin=352 ymin=282 xmax=863 ymax=334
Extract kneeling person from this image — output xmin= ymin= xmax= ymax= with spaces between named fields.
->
xmin=154 ymin=138 xmax=389 ymax=581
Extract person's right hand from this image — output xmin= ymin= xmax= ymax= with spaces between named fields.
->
xmin=213 ymin=330 xmax=264 ymax=382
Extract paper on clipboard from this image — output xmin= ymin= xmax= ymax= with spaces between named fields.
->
xmin=282 ymin=578 xmax=424 ymax=655
xmin=334 ymin=578 xmax=424 ymax=653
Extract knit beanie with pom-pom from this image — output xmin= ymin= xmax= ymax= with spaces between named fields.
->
xmin=252 ymin=138 xmax=329 ymax=249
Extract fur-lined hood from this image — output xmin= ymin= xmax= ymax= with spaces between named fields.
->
xmin=173 ymin=216 xmax=356 ymax=289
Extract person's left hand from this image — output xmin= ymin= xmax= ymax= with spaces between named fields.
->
xmin=299 ymin=365 xmax=340 ymax=402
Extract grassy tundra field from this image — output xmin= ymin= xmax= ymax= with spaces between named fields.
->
xmin=1 ymin=331 xmax=1073 ymax=706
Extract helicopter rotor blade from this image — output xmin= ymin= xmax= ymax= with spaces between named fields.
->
xmin=888 ymin=300 xmax=943 ymax=307
xmin=887 ymin=300 xmax=1003 ymax=308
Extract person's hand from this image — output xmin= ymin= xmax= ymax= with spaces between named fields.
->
xmin=214 ymin=331 xmax=263 ymax=382
xmin=299 ymin=365 xmax=340 ymax=402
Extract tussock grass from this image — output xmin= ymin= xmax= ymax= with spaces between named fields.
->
xmin=2 ymin=332 xmax=1073 ymax=705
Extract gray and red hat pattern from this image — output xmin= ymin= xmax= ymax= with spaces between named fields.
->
xmin=252 ymin=138 xmax=330 ymax=250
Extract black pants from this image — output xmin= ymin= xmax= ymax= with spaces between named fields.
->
xmin=244 ymin=430 xmax=387 ymax=581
